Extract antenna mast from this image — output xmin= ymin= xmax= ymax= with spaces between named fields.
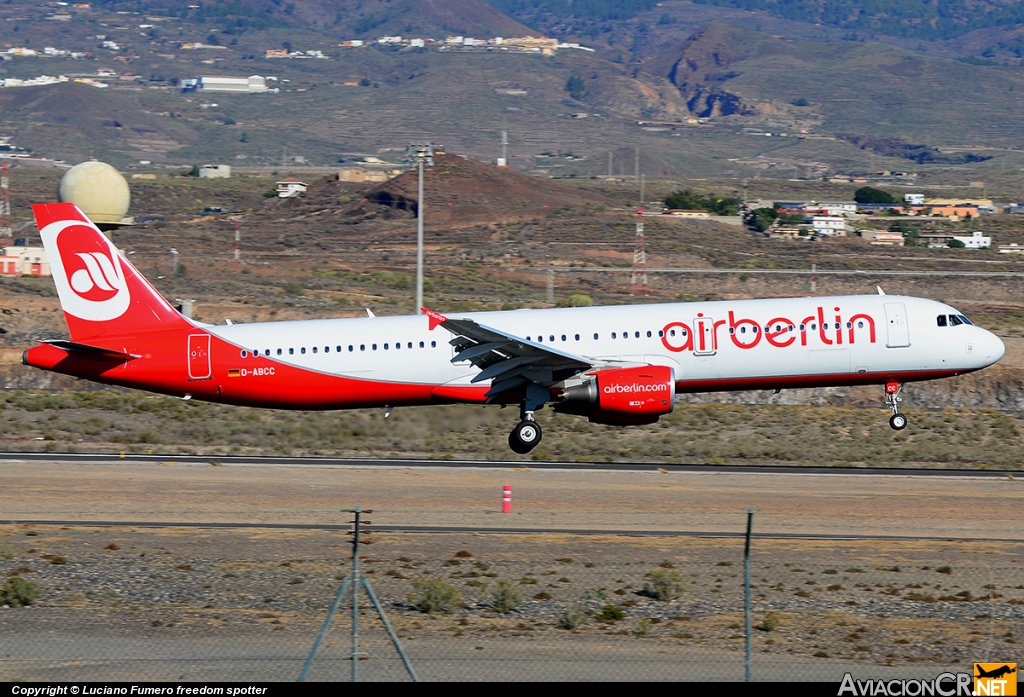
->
xmin=630 ymin=206 xmax=648 ymax=296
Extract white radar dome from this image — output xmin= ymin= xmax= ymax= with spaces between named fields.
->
xmin=58 ymin=161 xmax=131 ymax=225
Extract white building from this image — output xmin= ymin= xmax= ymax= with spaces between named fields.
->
xmin=276 ymin=178 xmax=307 ymax=197
xmin=904 ymin=193 xmax=925 ymax=205
xmin=199 ymin=164 xmax=231 ymax=179
xmin=998 ymin=243 xmax=1024 ymax=254
xmin=812 ymin=216 xmax=849 ymax=236
xmin=815 ymin=201 xmax=857 ymax=216
xmin=186 ymin=76 xmax=269 ymax=93
xmin=0 ymin=246 xmax=50 ymax=276
xmin=952 ymin=230 xmax=991 ymax=249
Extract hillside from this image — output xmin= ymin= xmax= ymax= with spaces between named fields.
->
xmin=265 ymin=152 xmax=613 ymax=226
xmin=646 ymin=21 xmax=1024 ymax=146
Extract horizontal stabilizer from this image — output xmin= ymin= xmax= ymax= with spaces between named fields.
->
xmin=42 ymin=340 xmax=141 ymax=360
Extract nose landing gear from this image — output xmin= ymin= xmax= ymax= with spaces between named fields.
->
xmin=885 ymin=381 xmax=907 ymax=430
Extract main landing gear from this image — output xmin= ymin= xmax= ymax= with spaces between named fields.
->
xmin=885 ymin=381 xmax=907 ymax=431
xmin=509 ymin=418 xmax=542 ymax=454
xmin=508 ymin=384 xmax=548 ymax=454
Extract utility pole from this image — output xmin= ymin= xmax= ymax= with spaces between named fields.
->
xmin=171 ymin=248 xmax=179 ymax=277
xmin=233 ymin=219 xmax=240 ymax=262
xmin=810 ymin=254 xmax=817 ymax=296
xmin=608 ymin=151 xmax=613 ymax=178
xmin=630 ymin=206 xmax=648 ymax=296
xmin=634 ymin=146 xmax=639 ymax=183
xmin=546 ymin=268 xmax=554 ymax=304
xmin=408 ymin=143 xmax=434 ymax=314
xmin=0 ymin=161 xmax=11 ymax=242
xmin=499 ymin=129 xmax=508 ymax=167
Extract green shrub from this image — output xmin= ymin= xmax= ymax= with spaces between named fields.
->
xmin=408 ymin=577 xmax=462 ymax=615
xmin=637 ymin=618 xmax=654 ymax=635
xmin=596 ymin=603 xmax=625 ymax=622
xmin=490 ymin=579 xmax=523 ymax=614
xmin=644 ymin=568 xmax=687 ymax=601
xmin=1 ymin=577 xmax=40 ymax=607
xmin=568 ymin=293 xmax=593 ymax=307
xmin=558 ymin=605 xmax=586 ymax=630
xmin=0 ymin=543 xmax=16 ymax=560
xmin=758 ymin=612 xmax=780 ymax=632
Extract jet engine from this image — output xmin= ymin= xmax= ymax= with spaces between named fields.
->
xmin=556 ymin=365 xmax=675 ymax=425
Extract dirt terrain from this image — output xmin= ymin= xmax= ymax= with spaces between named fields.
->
xmin=0 ymin=461 xmax=1020 ymax=680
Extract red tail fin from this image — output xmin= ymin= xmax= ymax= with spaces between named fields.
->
xmin=33 ymin=202 xmax=191 ymax=341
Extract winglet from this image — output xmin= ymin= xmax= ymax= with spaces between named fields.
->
xmin=877 ymin=286 xmax=886 ymax=296
xmin=421 ymin=307 xmax=448 ymax=331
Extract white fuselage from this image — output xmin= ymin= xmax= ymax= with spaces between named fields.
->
xmin=207 ymin=294 xmax=1005 ymax=396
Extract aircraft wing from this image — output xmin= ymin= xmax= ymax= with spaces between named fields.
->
xmin=422 ymin=308 xmax=594 ymax=400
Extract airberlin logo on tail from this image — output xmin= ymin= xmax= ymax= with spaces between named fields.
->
xmin=40 ymin=220 xmax=130 ymax=322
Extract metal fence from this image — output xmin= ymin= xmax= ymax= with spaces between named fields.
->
xmin=1 ymin=530 xmax=1021 ymax=682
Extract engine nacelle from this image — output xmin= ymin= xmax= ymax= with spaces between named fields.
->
xmin=559 ymin=365 xmax=675 ymax=426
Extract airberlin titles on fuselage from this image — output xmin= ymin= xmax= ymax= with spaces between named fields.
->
xmin=661 ymin=307 xmax=877 ymax=353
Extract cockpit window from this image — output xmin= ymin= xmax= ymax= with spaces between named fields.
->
xmin=937 ymin=315 xmax=947 ymax=327
xmin=959 ymin=315 xmax=973 ymax=325
xmin=948 ymin=314 xmax=963 ymax=326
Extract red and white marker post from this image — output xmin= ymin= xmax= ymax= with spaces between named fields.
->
xmin=502 ymin=485 xmax=512 ymax=513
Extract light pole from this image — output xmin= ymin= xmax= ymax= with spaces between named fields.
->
xmin=408 ymin=143 xmax=434 ymax=314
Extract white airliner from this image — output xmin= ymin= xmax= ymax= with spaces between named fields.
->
xmin=23 ymin=203 xmax=1006 ymax=453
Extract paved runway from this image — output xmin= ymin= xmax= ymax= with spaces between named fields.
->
xmin=1 ymin=454 xmax=1020 ymax=541
xmin=0 ymin=451 xmax=1018 ymax=477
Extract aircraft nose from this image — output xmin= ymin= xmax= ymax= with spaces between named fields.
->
xmin=983 ymin=330 xmax=1005 ymax=365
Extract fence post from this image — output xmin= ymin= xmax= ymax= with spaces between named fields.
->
xmin=744 ymin=508 xmax=754 ymax=683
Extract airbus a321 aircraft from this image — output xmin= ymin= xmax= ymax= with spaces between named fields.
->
xmin=23 ymin=203 xmax=1006 ymax=453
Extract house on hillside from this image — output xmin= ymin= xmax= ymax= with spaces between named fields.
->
xmin=1 ymin=246 xmax=50 ymax=276
xmin=276 ymin=178 xmax=307 ymax=197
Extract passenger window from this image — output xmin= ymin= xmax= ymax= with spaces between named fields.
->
xmin=635 ymin=331 xmax=640 ymax=338
xmin=395 ymin=343 xmax=400 ymax=350
xmin=593 ymin=333 xmax=599 ymax=340
xmin=372 ymin=344 xmax=378 ymax=350
xmin=669 ymin=329 xmax=675 ymax=337
xmin=845 ymin=322 xmax=851 ymax=329
xmin=336 ymin=346 xmax=342 ymax=352
xmin=240 ymin=350 xmax=247 ymax=358
xmin=799 ymin=324 xmax=805 ymax=331
xmin=349 ymin=345 xmax=354 ymax=352
xmin=277 ymin=349 xmax=282 ymax=356
xmin=419 ymin=341 xmax=424 ymax=348
xmin=549 ymin=335 xmax=555 ymax=342
xmin=658 ymin=330 xmax=664 ymax=337
xmin=811 ymin=323 xmax=817 ymax=330
xmin=647 ymin=331 xmax=652 ymax=338
xmin=857 ymin=322 xmax=864 ymax=329
xmin=948 ymin=315 xmax=963 ymax=326
xmin=324 ymin=346 xmax=329 ymax=353
xmin=575 ymin=334 xmax=580 ymax=341
xmin=561 ymin=335 xmax=566 ymax=341
xmin=312 ymin=347 xmax=318 ymax=354
xmin=431 ymin=341 xmax=436 ymax=348
xmin=384 ymin=343 xmax=389 ymax=349
xmin=408 ymin=342 xmax=413 ymax=349
xmin=611 ymin=332 xmax=617 ymax=339
xmin=289 ymin=348 xmax=294 ymax=355
xmin=360 ymin=345 xmax=365 ymax=351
